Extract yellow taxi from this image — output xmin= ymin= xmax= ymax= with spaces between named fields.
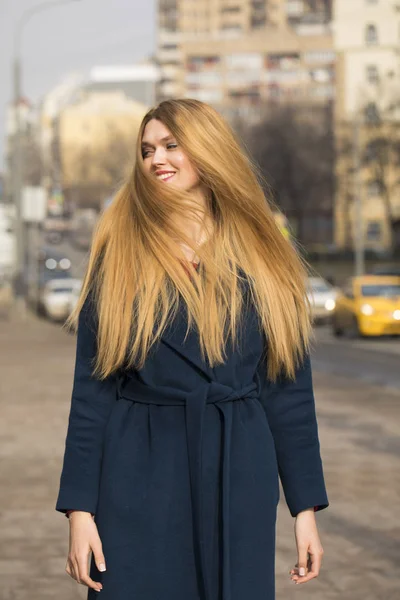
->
xmin=332 ymin=275 xmax=400 ymax=338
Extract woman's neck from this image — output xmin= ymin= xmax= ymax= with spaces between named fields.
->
xmin=176 ymin=188 xmax=213 ymax=263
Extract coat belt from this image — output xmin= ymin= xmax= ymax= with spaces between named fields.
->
xmin=118 ymin=375 xmax=258 ymax=600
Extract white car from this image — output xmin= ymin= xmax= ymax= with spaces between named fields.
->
xmin=42 ymin=278 xmax=82 ymax=322
xmin=307 ymin=277 xmax=338 ymax=324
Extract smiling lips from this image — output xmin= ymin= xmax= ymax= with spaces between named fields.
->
xmin=155 ymin=170 xmax=176 ymax=182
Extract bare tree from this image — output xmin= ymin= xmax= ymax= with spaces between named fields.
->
xmin=241 ymin=103 xmax=335 ymax=246
xmin=363 ymin=108 xmax=400 ymax=251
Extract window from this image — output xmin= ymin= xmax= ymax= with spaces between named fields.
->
xmin=366 ymin=65 xmax=379 ymax=84
xmin=266 ymin=53 xmax=300 ymax=70
xmin=187 ymin=56 xmax=220 ymax=72
xmin=251 ymin=0 xmax=266 ymax=28
xmin=220 ymin=24 xmax=243 ymax=33
xmin=365 ymin=139 xmax=379 ymax=161
xmin=221 ymin=6 xmax=240 ymax=13
xmin=186 ymin=71 xmax=220 ymax=85
xmin=187 ymin=89 xmax=223 ymax=103
xmin=367 ymin=180 xmax=382 ymax=197
xmin=251 ymin=15 xmax=267 ymax=29
xmin=161 ymin=43 xmax=178 ymax=50
xmin=365 ymin=24 xmax=378 ymax=45
xmin=304 ymin=50 xmax=335 ymax=63
xmin=366 ymin=221 xmax=382 ymax=242
xmin=310 ymin=67 xmax=333 ymax=83
xmin=364 ymin=102 xmax=380 ymax=123
xmin=287 ymin=0 xmax=305 ymax=16
xmin=226 ymin=53 xmax=263 ymax=70
xmin=361 ymin=284 xmax=400 ymax=298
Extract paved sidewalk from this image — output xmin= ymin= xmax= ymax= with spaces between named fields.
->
xmin=0 ymin=314 xmax=398 ymax=600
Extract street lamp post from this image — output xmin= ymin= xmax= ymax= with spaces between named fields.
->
xmin=12 ymin=0 xmax=81 ymax=306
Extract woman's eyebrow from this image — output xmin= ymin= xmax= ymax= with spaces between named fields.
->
xmin=141 ymin=135 xmax=175 ymax=148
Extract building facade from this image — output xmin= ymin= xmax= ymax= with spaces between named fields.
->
xmin=37 ymin=63 xmax=158 ymax=212
xmin=58 ymin=91 xmax=147 ymax=210
xmin=181 ymin=28 xmax=334 ymax=123
xmin=157 ymin=0 xmax=334 ymax=116
xmin=334 ymin=0 xmax=400 ymax=252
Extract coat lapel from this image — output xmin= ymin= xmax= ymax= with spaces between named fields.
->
xmin=160 ymin=301 xmax=213 ymax=381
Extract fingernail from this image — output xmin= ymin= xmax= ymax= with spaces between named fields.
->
xmin=99 ymin=563 xmax=106 ymax=572
xmin=299 ymin=567 xmax=306 ymax=576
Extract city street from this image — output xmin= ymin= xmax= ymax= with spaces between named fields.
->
xmin=313 ymin=326 xmax=400 ymax=390
xmin=0 ymin=311 xmax=399 ymax=600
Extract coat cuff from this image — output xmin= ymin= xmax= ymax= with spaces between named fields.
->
xmin=65 ymin=509 xmax=94 ymax=518
xmin=56 ymin=487 xmax=98 ymax=516
xmin=283 ymin=479 xmax=329 ymax=518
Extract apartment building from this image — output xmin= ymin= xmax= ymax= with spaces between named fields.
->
xmin=157 ymin=0 xmax=334 ymax=120
xmin=334 ymin=0 xmax=400 ymax=251
xmin=183 ymin=29 xmax=334 ymax=122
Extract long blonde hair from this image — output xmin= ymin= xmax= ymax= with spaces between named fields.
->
xmin=68 ymin=99 xmax=312 ymax=381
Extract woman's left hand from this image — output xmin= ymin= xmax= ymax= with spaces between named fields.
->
xmin=290 ymin=508 xmax=324 ymax=585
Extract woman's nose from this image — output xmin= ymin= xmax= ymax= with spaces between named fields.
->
xmin=152 ymin=146 xmax=166 ymax=166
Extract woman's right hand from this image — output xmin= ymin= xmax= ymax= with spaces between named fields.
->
xmin=66 ymin=511 xmax=106 ymax=593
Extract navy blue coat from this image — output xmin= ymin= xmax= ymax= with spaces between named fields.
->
xmin=56 ymin=283 xmax=328 ymax=600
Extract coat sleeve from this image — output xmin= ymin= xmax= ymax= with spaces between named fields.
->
xmin=257 ymin=352 xmax=329 ymax=517
xmin=55 ymin=294 xmax=117 ymax=515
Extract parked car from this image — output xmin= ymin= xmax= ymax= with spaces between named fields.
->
xmin=332 ymin=275 xmax=400 ymax=338
xmin=42 ymin=278 xmax=82 ymax=322
xmin=26 ymin=269 xmax=72 ymax=315
xmin=307 ymin=276 xmax=338 ymax=325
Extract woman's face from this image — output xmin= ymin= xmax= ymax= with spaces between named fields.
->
xmin=141 ymin=119 xmax=200 ymax=192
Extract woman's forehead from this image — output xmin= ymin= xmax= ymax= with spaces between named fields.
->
xmin=142 ymin=119 xmax=173 ymax=144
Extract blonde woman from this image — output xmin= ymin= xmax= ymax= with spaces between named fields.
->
xmin=56 ymin=99 xmax=328 ymax=600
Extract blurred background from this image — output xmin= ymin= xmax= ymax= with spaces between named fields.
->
xmin=0 ymin=1 xmax=399 ymax=599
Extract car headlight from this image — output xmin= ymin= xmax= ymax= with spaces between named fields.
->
xmin=59 ymin=258 xmax=71 ymax=270
xmin=45 ymin=258 xmax=57 ymax=270
xmin=361 ymin=304 xmax=374 ymax=316
xmin=324 ymin=299 xmax=336 ymax=311
xmin=393 ymin=310 xmax=400 ymax=321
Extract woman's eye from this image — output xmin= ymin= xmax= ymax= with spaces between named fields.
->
xmin=167 ymin=143 xmax=178 ymax=150
xmin=142 ymin=150 xmax=151 ymax=158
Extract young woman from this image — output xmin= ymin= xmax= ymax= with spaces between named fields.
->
xmin=56 ymin=99 xmax=328 ymax=600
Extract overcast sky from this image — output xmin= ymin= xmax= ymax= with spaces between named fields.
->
xmin=0 ymin=0 xmax=156 ymax=169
